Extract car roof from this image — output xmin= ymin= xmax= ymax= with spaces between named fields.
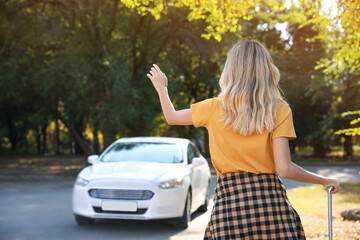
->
xmin=115 ymin=137 xmax=191 ymax=146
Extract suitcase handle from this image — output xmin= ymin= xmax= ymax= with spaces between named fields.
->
xmin=327 ymin=186 xmax=334 ymax=240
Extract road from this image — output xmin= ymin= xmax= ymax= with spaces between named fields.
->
xmin=0 ymin=165 xmax=359 ymax=240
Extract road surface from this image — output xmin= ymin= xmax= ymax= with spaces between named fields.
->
xmin=0 ymin=165 xmax=359 ymax=240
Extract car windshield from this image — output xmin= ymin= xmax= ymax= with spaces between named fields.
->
xmin=100 ymin=142 xmax=183 ymax=164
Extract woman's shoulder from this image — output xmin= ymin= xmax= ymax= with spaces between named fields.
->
xmin=277 ymin=101 xmax=292 ymax=115
xmin=191 ymin=97 xmax=221 ymax=116
xmin=191 ymin=97 xmax=220 ymax=128
xmin=194 ymin=97 xmax=219 ymax=106
xmin=208 ymin=97 xmax=222 ymax=110
xmin=275 ymin=100 xmax=294 ymax=124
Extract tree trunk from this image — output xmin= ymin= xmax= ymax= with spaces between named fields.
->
xmin=68 ymin=131 xmax=73 ymax=155
xmin=54 ymin=111 xmax=91 ymax=156
xmin=342 ymin=64 xmax=353 ymax=158
xmin=55 ymin=118 xmax=60 ymax=155
xmin=7 ymin=113 xmax=17 ymax=151
xmin=313 ymin=139 xmax=326 ymax=158
xmin=97 ymin=82 xmax=115 ymax=149
xmin=344 ymin=136 xmax=353 ymax=157
xmin=24 ymin=129 xmax=28 ymax=153
xmin=99 ymin=117 xmax=115 ymax=150
xmin=18 ymin=127 xmax=26 ymax=152
xmin=93 ymin=117 xmax=100 ymax=154
xmin=35 ymin=127 xmax=41 ymax=155
xmin=74 ymin=116 xmax=84 ymax=155
xmin=42 ymin=118 xmax=47 ymax=155
xmin=289 ymin=141 xmax=296 ymax=155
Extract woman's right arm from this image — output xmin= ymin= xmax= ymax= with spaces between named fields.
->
xmin=147 ymin=64 xmax=192 ymax=126
xmin=272 ymin=137 xmax=340 ymax=194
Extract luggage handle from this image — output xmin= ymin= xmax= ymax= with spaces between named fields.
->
xmin=327 ymin=186 xmax=334 ymax=240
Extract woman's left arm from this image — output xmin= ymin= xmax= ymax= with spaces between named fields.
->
xmin=147 ymin=64 xmax=192 ymax=126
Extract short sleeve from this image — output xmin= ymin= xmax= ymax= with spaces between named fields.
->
xmin=271 ymin=104 xmax=297 ymax=140
xmin=190 ymin=98 xmax=214 ymax=128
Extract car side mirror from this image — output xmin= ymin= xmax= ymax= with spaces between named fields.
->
xmin=87 ymin=155 xmax=99 ymax=164
xmin=192 ymin=157 xmax=205 ymax=167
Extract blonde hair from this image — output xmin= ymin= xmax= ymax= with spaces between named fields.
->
xmin=218 ymin=38 xmax=285 ymax=135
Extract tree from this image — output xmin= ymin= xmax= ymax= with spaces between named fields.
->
xmin=287 ymin=0 xmax=360 ymax=157
xmin=335 ymin=111 xmax=360 ymax=136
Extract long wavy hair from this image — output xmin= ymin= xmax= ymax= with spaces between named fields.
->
xmin=218 ymin=38 xmax=285 ymax=135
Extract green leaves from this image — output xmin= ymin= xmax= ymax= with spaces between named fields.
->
xmin=294 ymin=0 xmax=360 ymax=76
xmin=335 ymin=110 xmax=360 ymax=136
xmin=119 ymin=0 xmax=260 ymax=41
xmin=1 ymin=0 xmax=359 ymax=155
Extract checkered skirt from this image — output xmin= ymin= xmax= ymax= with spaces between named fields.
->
xmin=204 ymin=171 xmax=306 ymax=240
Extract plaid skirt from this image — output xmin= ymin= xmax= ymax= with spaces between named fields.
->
xmin=204 ymin=171 xmax=306 ymax=240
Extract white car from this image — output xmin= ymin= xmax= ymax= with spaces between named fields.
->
xmin=72 ymin=137 xmax=211 ymax=228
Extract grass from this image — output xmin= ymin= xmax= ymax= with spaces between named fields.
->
xmin=291 ymin=156 xmax=359 ymax=165
xmin=287 ymin=182 xmax=360 ymax=240
xmin=291 ymin=145 xmax=360 ymax=165
xmin=294 ymin=145 xmax=360 ymax=156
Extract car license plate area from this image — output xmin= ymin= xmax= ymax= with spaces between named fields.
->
xmin=101 ymin=201 xmax=137 ymax=212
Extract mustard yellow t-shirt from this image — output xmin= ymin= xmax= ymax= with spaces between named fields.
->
xmin=190 ymin=97 xmax=296 ymax=176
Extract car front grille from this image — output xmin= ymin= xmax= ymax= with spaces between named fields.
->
xmin=88 ymin=189 xmax=154 ymax=200
xmin=93 ymin=207 xmax=148 ymax=215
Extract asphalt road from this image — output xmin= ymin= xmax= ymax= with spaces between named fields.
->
xmin=0 ymin=165 xmax=359 ymax=240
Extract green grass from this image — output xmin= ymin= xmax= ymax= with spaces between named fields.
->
xmin=292 ymin=144 xmax=360 ymax=165
xmin=287 ymin=182 xmax=360 ymax=240
xmin=294 ymin=144 xmax=360 ymax=157
xmin=294 ymin=146 xmax=314 ymax=156
xmin=292 ymin=157 xmax=353 ymax=165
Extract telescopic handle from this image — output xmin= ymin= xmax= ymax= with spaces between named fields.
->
xmin=327 ymin=186 xmax=333 ymax=240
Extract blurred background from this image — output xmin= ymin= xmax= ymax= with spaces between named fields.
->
xmin=0 ymin=0 xmax=359 ymax=160
xmin=0 ymin=0 xmax=359 ymax=239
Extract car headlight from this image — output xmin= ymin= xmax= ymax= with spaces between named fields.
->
xmin=158 ymin=178 xmax=184 ymax=189
xmin=75 ymin=176 xmax=89 ymax=186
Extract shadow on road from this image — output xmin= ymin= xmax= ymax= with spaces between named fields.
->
xmin=63 ymin=209 xmax=210 ymax=240
xmin=82 ymin=208 xmax=207 ymax=231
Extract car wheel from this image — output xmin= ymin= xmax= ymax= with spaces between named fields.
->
xmin=175 ymin=191 xmax=191 ymax=229
xmin=198 ymin=184 xmax=210 ymax=212
xmin=74 ymin=214 xmax=95 ymax=225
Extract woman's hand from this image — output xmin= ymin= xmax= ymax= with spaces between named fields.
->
xmin=145 ymin=63 xmax=192 ymax=126
xmin=147 ymin=64 xmax=168 ymax=94
xmin=322 ymin=177 xmax=340 ymax=194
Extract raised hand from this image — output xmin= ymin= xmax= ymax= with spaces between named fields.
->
xmin=147 ymin=64 xmax=168 ymax=94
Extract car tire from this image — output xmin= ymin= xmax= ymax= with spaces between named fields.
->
xmin=74 ymin=214 xmax=95 ymax=225
xmin=175 ymin=191 xmax=191 ymax=229
xmin=198 ymin=184 xmax=210 ymax=212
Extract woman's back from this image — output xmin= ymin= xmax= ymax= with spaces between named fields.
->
xmin=191 ymin=97 xmax=296 ymax=175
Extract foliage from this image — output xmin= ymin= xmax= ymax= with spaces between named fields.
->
xmin=290 ymin=0 xmax=360 ymax=154
xmin=335 ymin=111 xmax=360 ymax=136
xmin=0 ymin=0 xmax=359 ymax=158
xmin=120 ymin=0 xmax=264 ymax=41
xmin=295 ymin=0 xmax=360 ymax=76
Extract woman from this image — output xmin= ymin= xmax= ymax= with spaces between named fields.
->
xmin=147 ymin=38 xmax=339 ymax=239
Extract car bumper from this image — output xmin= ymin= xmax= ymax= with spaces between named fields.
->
xmin=72 ymin=178 xmax=188 ymax=220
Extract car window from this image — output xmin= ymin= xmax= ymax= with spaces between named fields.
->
xmin=100 ymin=142 xmax=183 ymax=164
xmin=187 ymin=144 xmax=195 ymax=164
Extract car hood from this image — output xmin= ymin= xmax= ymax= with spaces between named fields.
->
xmin=87 ymin=161 xmax=183 ymax=181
